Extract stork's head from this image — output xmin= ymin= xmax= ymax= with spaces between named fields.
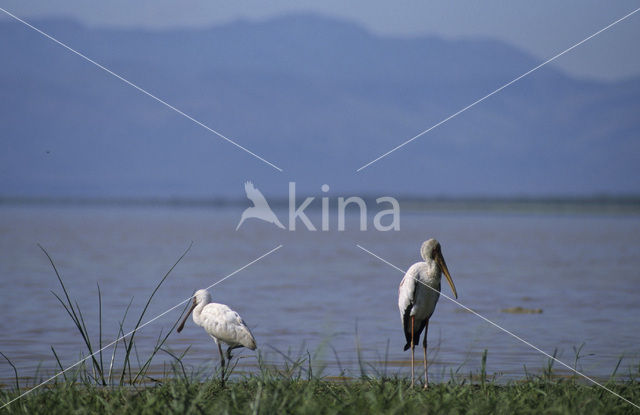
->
xmin=176 ymin=288 xmax=211 ymax=333
xmin=194 ymin=289 xmax=211 ymax=305
xmin=420 ymin=239 xmax=440 ymax=261
xmin=420 ymin=238 xmax=458 ymax=299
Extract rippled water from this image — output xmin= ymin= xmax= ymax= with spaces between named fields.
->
xmin=1 ymin=204 xmax=639 ymax=386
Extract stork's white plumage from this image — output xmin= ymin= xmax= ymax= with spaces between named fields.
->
xmin=398 ymin=239 xmax=458 ymax=388
xmin=177 ymin=289 xmax=256 ymax=369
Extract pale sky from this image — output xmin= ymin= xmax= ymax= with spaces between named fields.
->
xmin=1 ymin=0 xmax=640 ymax=81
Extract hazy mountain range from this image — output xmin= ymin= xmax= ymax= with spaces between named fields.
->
xmin=1 ymin=14 xmax=638 ymax=198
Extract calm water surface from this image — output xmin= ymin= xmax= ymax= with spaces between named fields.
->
xmin=0 ymin=205 xmax=639 ymax=385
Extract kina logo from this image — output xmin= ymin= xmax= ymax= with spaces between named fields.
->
xmin=235 ymin=181 xmax=286 ymax=230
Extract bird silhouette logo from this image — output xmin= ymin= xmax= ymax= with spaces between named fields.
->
xmin=236 ymin=181 xmax=285 ymax=230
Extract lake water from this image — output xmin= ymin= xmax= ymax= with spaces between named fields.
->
xmin=1 ymin=204 xmax=639 ymax=386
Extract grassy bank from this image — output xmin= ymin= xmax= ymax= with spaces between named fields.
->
xmin=2 ymin=246 xmax=639 ymax=413
xmin=2 ymin=376 xmax=639 ymax=414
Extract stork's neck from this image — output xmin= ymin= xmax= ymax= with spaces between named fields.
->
xmin=421 ymin=258 xmax=441 ymax=280
xmin=192 ymin=299 xmax=208 ymax=326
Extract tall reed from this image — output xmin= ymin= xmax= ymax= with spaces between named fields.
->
xmin=38 ymin=242 xmax=192 ymax=386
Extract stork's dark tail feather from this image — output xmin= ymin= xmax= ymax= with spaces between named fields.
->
xmin=402 ymin=307 xmax=426 ymax=350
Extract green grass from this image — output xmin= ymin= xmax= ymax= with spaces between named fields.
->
xmin=3 ymin=345 xmax=640 ymax=414
xmin=1 ymin=375 xmax=639 ymax=414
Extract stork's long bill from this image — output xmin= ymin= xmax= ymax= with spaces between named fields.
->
xmin=176 ymin=298 xmax=197 ymax=333
xmin=436 ymin=251 xmax=458 ymax=299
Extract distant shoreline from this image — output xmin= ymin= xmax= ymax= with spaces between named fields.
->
xmin=2 ymin=195 xmax=640 ymax=215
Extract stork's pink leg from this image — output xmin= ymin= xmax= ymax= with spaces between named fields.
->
xmin=217 ymin=342 xmax=227 ymax=386
xmin=423 ymin=319 xmax=429 ymax=389
xmin=217 ymin=342 xmax=225 ymax=369
xmin=411 ymin=315 xmax=415 ymax=388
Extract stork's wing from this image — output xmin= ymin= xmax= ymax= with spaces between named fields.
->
xmin=201 ymin=303 xmax=257 ymax=350
xmin=398 ymin=265 xmax=418 ymax=313
xmin=244 ymin=181 xmax=270 ymax=208
xmin=398 ymin=264 xmax=420 ymax=350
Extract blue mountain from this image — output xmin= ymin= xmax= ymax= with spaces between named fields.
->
xmin=1 ymin=14 xmax=638 ymax=198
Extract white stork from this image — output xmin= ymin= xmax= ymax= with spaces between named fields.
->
xmin=398 ymin=239 xmax=458 ymax=388
xmin=177 ymin=289 xmax=257 ymax=372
